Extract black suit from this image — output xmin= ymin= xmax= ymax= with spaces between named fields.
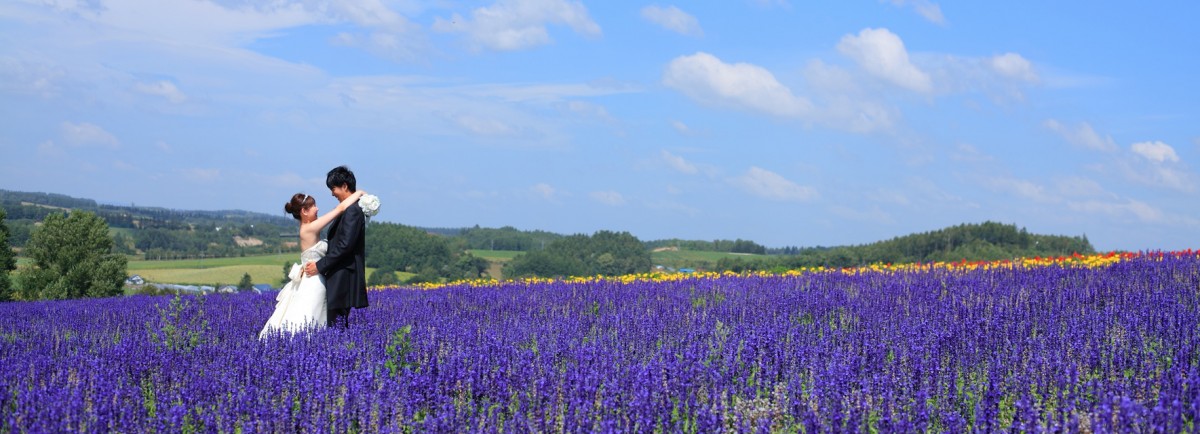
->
xmin=316 ymin=201 xmax=368 ymax=326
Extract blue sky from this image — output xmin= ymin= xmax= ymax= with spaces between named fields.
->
xmin=2 ymin=1 xmax=1198 ymax=251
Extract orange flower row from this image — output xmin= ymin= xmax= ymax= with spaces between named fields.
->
xmin=378 ymin=250 xmax=1195 ymax=291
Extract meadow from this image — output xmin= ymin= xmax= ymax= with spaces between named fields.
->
xmin=2 ymin=251 xmax=1197 ymax=432
xmin=126 ymin=253 xmax=295 ymax=287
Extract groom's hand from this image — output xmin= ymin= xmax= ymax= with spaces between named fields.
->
xmin=304 ymin=262 xmax=318 ymax=277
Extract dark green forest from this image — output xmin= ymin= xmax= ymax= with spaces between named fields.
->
xmin=2 ymin=190 xmax=1096 ymax=282
xmin=715 ymin=221 xmax=1094 ymax=272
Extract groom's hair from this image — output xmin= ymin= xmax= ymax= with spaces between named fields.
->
xmin=326 ymin=165 xmax=356 ymax=192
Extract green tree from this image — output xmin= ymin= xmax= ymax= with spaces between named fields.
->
xmin=0 ymin=208 xmax=16 ymax=301
xmin=237 ymin=272 xmax=254 ymax=291
xmin=503 ymin=230 xmax=650 ymax=279
xmin=17 ymin=211 xmax=128 ymax=300
xmin=367 ymin=265 xmax=401 ymax=287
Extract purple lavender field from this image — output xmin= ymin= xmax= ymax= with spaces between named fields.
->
xmin=3 ymin=254 xmax=1199 ymax=433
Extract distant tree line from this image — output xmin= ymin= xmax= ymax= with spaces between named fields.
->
xmin=1 ymin=190 xmax=1100 ymax=289
xmin=503 ymin=231 xmax=651 ymax=279
xmin=2 ymin=189 xmax=298 ymax=259
xmin=454 ymin=225 xmax=565 ymax=251
xmin=365 ymin=221 xmax=489 ymax=285
xmin=644 ymin=238 xmax=766 ymax=254
xmin=716 ymin=222 xmax=1094 ymax=272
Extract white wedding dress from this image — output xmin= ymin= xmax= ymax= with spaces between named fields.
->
xmin=259 ymin=240 xmax=328 ymax=338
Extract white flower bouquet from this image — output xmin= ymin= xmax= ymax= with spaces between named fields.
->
xmin=358 ymin=194 xmax=381 ymax=218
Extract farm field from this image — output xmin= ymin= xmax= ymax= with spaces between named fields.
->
xmin=125 ymin=253 xmax=296 ymax=287
xmin=651 ymin=248 xmax=762 ymax=270
xmin=119 ymin=248 xmax=754 ymax=286
xmin=2 ymin=251 xmax=1197 ymax=432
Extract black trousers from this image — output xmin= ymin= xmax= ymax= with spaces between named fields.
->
xmin=328 ymin=308 xmax=351 ymax=328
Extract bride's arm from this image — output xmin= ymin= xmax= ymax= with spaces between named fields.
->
xmin=306 ymin=190 xmax=366 ymax=231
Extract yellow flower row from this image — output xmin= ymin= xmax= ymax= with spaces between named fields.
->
xmin=378 ymin=250 xmax=1192 ymax=291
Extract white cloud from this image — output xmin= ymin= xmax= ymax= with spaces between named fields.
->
xmin=990 ymin=53 xmax=1038 ymax=83
xmin=885 ymin=0 xmax=945 ymax=24
xmin=1054 ymin=176 xmax=1113 ymax=199
xmin=663 ymin=52 xmax=813 ymax=118
xmin=1115 ymin=141 xmax=1194 ymax=192
xmin=563 ymin=100 xmax=612 ymax=120
xmin=590 ymin=190 xmax=625 ymax=206
xmin=987 ymin=176 xmax=1057 ymax=203
xmin=670 ymin=120 xmax=693 ymax=135
xmin=61 ymin=121 xmax=119 ymax=148
xmin=641 ymin=5 xmax=702 ymax=37
xmin=133 ymin=80 xmax=187 ymax=104
xmin=1043 ymin=119 xmax=1117 ymax=152
xmin=661 ymin=150 xmax=698 ymax=174
xmin=950 ymin=143 xmax=994 ymax=163
xmin=1068 ymin=198 xmax=1164 ymax=223
xmin=433 ymin=0 xmax=601 ymax=51
xmin=455 ymin=115 xmax=517 ymax=137
xmin=837 ymin=28 xmax=932 ymax=93
xmin=798 ymin=59 xmax=897 ymax=133
xmin=64 ymin=0 xmax=318 ymax=46
xmin=531 ymin=183 xmax=560 ymax=200
xmin=1131 ymin=141 xmax=1180 ymax=163
xmin=730 ymin=167 xmax=818 ymax=202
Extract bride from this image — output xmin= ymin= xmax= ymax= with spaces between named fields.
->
xmin=259 ymin=189 xmax=365 ymax=338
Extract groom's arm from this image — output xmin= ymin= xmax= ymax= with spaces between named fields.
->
xmin=316 ymin=204 xmax=364 ymax=275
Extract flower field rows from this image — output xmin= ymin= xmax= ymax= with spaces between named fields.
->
xmin=2 ymin=251 xmax=1199 ymax=432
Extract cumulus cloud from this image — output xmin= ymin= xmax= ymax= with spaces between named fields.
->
xmin=1116 ymin=141 xmax=1193 ymax=191
xmin=837 ymin=28 xmax=932 ymax=93
xmin=433 ymin=0 xmax=601 ymax=51
xmin=661 ymin=150 xmax=698 ymax=174
xmin=1131 ymin=141 xmax=1180 ymax=163
xmin=641 ymin=5 xmax=702 ymax=37
xmin=530 ymin=183 xmax=562 ymax=200
xmin=590 ymin=190 xmax=626 ymax=206
xmin=990 ymin=52 xmax=1038 ymax=83
xmin=663 ymin=52 xmax=812 ymax=118
xmin=61 ymin=122 xmax=119 ymax=148
xmin=884 ymin=0 xmax=945 ymax=24
xmin=1043 ymin=119 xmax=1117 ymax=152
xmin=730 ymin=167 xmax=818 ymax=202
xmin=986 ymin=176 xmax=1057 ymax=203
xmin=134 ymin=80 xmax=187 ymax=104
xmin=1068 ymin=198 xmax=1165 ymax=223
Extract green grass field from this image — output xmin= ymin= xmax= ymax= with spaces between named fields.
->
xmin=127 ymin=253 xmax=296 ymax=286
xmin=126 ymin=254 xmax=408 ymax=287
xmin=466 ymin=250 xmax=523 ymax=260
xmin=650 ymin=248 xmax=761 ymax=269
xmin=127 ymin=253 xmax=296 ymax=270
xmin=14 ymin=248 xmax=758 ymax=287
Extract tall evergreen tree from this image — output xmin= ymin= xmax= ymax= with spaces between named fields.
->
xmin=17 ymin=211 xmax=127 ymax=300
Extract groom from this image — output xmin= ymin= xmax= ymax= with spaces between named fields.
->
xmin=304 ymin=165 xmax=368 ymax=327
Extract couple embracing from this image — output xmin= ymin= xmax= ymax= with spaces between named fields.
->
xmin=259 ymin=166 xmax=371 ymax=338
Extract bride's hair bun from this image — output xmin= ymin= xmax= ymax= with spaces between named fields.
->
xmin=284 ymin=193 xmax=314 ymax=220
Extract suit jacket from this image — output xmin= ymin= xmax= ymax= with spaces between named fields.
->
xmin=316 ymin=202 xmax=368 ymax=310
